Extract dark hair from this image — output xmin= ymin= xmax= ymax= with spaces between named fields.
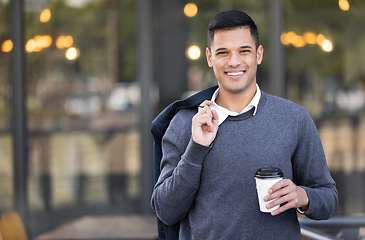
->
xmin=207 ymin=10 xmax=259 ymax=49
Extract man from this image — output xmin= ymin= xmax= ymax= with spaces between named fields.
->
xmin=151 ymin=10 xmax=338 ymax=239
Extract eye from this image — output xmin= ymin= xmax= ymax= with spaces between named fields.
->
xmin=240 ymin=49 xmax=251 ymax=54
xmin=216 ymin=51 xmax=228 ymax=55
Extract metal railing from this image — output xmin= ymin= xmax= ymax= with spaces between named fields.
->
xmin=301 ymin=226 xmax=338 ymax=240
xmin=300 ymin=216 xmax=365 ymax=240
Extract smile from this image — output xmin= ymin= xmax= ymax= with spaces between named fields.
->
xmin=227 ymin=71 xmax=244 ymax=76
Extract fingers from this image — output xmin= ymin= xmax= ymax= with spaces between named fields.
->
xmin=263 ymin=179 xmax=308 ymax=216
xmin=269 ymin=201 xmax=293 ymax=216
xmin=266 ymin=191 xmax=298 ymax=216
xmin=192 ymin=112 xmax=214 ymax=132
xmin=198 ymin=100 xmax=213 ymax=112
xmin=211 ymin=109 xmax=219 ymax=127
xmin=267 ymin=179 xmax=296 ymax=200
xmin=191 ymin=100 xmax=218 ymax=146
xmin=196 ymin=100 xmax=215 ymax=132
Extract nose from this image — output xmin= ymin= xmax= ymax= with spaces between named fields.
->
xmin=228 ymin=52 xmax=241 ymax=67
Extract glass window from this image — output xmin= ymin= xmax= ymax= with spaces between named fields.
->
xmin=0 ymin=0 xmax=13 ymax=211
xmin=282 ymin=0 xmax=365 ymax=216
xmin=24 ymin=0 xmax=140 ymax=235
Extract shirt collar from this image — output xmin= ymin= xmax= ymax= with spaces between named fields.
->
xmin=209 ymin=84 xmax=261 ymax=125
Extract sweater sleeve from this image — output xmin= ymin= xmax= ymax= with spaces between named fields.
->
xmin=150 ymin=112 xmax=211 ymax=225
xmin=292 ymin=108 xmax=339 ymax=220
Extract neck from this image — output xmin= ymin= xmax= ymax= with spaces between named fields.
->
xmin=216 ymin=84 xmax=257 ymax=113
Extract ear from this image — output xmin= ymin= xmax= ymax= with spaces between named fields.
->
xmin=206 ymin=47 xmax=213 ymax=67
xmin=256 ymin=45 xmax=264 ymax=65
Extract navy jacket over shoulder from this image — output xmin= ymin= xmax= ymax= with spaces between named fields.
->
xmin=150 ymin=86 xmax=218 ymax=240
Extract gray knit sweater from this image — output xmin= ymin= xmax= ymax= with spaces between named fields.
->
xmin=151 ymin=92 xmax=338 ymax=240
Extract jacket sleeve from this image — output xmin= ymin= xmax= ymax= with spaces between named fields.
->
xmin=150 ymin=111 xmax=211 ymax=225
xmin=292 ymin=108 xmax=339 ymax=220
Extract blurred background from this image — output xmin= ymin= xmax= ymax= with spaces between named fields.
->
xmin=1 ymin=0 xmax=365 ymax=238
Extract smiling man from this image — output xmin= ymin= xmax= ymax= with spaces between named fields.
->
xmin=151 ymin=10 xmax=338 ymax=240
xmin=206 ymin=26 xmax=262 ymax=111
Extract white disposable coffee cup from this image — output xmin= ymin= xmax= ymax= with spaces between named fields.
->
xmin=255 ymin=168 xmax=283 ymax=213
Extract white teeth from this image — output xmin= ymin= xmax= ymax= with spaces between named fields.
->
xmin=227 ymin=72 xmax=243 ymax=76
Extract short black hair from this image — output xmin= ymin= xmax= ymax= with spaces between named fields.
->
xmin=207 ymin=10 xmax=259 ymax=49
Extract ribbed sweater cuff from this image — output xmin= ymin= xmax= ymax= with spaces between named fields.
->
xmin=181 ymin=138 xmax=212 ymax=166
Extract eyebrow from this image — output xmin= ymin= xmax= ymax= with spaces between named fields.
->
xmin=214 ymin=45 xmax=253 ymax=52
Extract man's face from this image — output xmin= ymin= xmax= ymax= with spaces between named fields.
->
xmin=206 ymin=27 xmax=263 ymax=95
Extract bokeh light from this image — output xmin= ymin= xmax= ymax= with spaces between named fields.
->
xmin=281 ymin=31 xmax=333 ymax=52
xmin=186 ymin=45 xmax=201 ymax=60
xmin=280 ymin=33 xmax=290 ymax=46
xmin=321 ymin=39 xmax=333 ymax=52
xmin=66 ymin=47 xmax=80 ymax=61
xmin=291 ymin=35 xmax=306 ymax=48
xmin=184 ymin=3 xmax=198 ymax=18
xmin=40 ymin=8 xmax=51 ymax=23
xmin=26 ymin=35 xmax=52 ymax=52
xmin=56 ymin=35 xmax=74 ymax=49
xmin=25 ymin=39 xmax=37 ymax=52
xmin=316 ymin=34 xmax=326 ymax=46
xmin=1 ymin=39 xmax=13 ymax=52
xmin=339 ymin=0 xmax=350 ymax=11
xmin=303 ymin=32 xmax=317 ymax=45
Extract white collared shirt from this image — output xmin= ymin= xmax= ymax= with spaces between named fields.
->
xmin=209 ymin=84 xmax=261 ymax=125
